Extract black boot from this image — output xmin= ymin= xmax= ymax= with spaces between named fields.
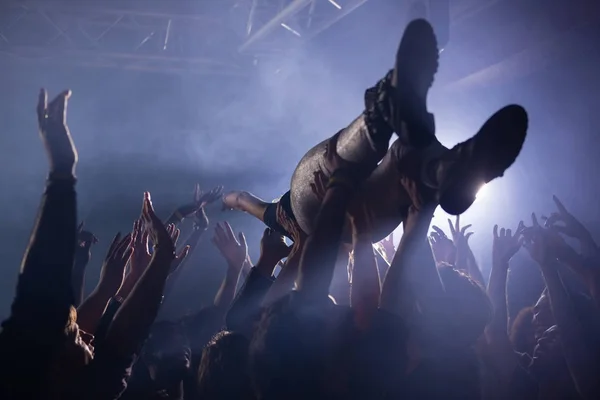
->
xmin=364 ymin=19 xmax=439 ymax=150
xmin=431 ymin=104 xmax=529 ymax=215
xmin=391 ymin=18 xmax=439 ymax=148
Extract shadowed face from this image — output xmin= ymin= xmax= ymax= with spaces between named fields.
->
xmin=144 ymin=323 xmax=191 ymax=381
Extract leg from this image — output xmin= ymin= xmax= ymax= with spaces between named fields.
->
xmin=222 ymin=191 xmax=297 ymax=239
xmin=222 ymin=191 xmax=270 ymax=222
xmin=291 ymin=19 xmax=440 ymax=236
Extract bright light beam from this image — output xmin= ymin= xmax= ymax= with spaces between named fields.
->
xmin=328 ymin=0 xmax=342 ymax=9
xmin=280 ymin=23 xmax=302 ymax=37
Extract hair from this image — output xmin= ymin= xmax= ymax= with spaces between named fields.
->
xmin=197 ymin=330 xmax=254 ymax=400
xmin=510 ymin=306 xmax=536 ymax=354
xmin=436 ymin=265 xmax=493 ymax=347
xmin=248 ymin=294 xmax=329 ymax=400
xmin=143 ymin=321 xmax=190 ymax=360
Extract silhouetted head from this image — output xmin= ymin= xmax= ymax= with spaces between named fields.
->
xmin=436 ymin=265 xmax=493 ymax=347
xmin=143 ymin=321 xmax=191 ymax=384
xmin=249 ymin=294 xmax=333 ymax=400
xmin=197 ymin=330 xmax=254 ymax=400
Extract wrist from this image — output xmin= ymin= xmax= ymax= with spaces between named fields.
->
xmin=255 ymin=257 xmax=278 ymax=275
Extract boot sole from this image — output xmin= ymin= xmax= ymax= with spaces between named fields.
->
xmin=393 ymin=18 xmax=439 ymax=122
xmin=439 ymin=104 xmax=528 ymax=215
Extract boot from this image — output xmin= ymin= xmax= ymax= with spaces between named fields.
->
xmin=430 ymin=104 xmax=529 ymax=215
xmin=388 ymin=18 xmax=439 ymax=148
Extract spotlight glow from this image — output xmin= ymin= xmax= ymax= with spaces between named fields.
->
xmin=475 ymin=183 xmax=488 ymax=200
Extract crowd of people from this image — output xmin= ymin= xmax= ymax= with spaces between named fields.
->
xmin=1 ymin=18 xmax=599 ymax=400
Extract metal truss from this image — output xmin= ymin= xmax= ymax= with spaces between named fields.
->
xmin=0 ymin=0 xmax=254 ymax=76
xmin=238 ymin=0 xmax=370 ymax=54
xmin=0 ymin=0 xmax=513 ymax=78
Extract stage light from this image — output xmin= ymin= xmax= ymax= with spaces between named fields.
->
xmin=475 ymin=183 xmax=488 ymax=200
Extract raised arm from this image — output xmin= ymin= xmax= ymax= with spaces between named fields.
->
xmin=72 ymin=223 xmax=98 ymax=306
xmin=523 ymin=215 xmax=600 ymax=399
xmin=0 ymin=89 xmax=79 ymax=398
xmin=164 ymin=184 xmax=222 ymax=226
xmin=212 ymin=221 xmax=247 ymax=312
xmin=484 ymin=223 xmax=524 ymax=381
xmin=162 ymin=204 xmax=217 ymax=301
xmin=101 ymin=193 xmax=188 ymax=359
xmin=487 ymin=223 xmax=523 ymax=338
xmin=448 ymin=216 xmax=485 ymax=286
xmin=226 ymin=228 xmax=289 ymax=335
xmin=380 ymin=177 xmax=442 ymax=317
xmin=76 ymin=233 xmax=132 ymax=335
xmin=348 ymin=203 xmax=381 ymax=330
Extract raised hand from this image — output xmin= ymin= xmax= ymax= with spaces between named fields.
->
xmin=275 ymin=201 xmax=307 ymax=245
xmin=492 ymin=222 xmax=525 ymax=266
xmin=309 ymin=170 xmax=328 ymax=203
xmin=521 ymin=213 xmax=572 ymax=266
xmin=164 ymin=222 xmax=190 ymax=274
xmin=36 ymin=88 xmax=77 ymax=176
xmin=129 ymin=219 xmax=152 ymax=277
xmin=142 ymin=192 xmax=188 ymax=264
xmin=212 ymin=221 xmax=248 ymax=271
xmin=542 ymin=195 xmax=597 ymax=255
xmin=97 ymin=233 xmax=133 ymax=296
xmin=166 ymin=223 xmax=181 ymax=247
xmin=258 ymin=228 xmax=292 ymax=270
xmin=379 ymin=232 xmax=396 ymax=260
xmin=448 ymin=215 xmax=473 ymax=248
xmin=429 ymin=226 xmax=456 ymax=264
xmin=195 ymin=184 xmax=224 ymax=207
xmin=75 ymin=221 xmax=99 ymax=266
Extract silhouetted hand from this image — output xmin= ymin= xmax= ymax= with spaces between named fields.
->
xmin=309 ymin=170 xmax=328 ymax=203
xmin=378 ymin=233 xmax=396 ymax=261
xmin=429 ymin=226 xmax=456 ymax=264
xmin=542 ymin=195 xmax=597 ymax=256
xmin=400 ymin=172 xmax=432 ymax=214
xmin=97 ymin=233 xmax=133 ymax=296
xmin=130 ymin=218 xmax=152 ymax=277
xmin=164 ymin=222 xmax=190 ymax=274
xmin=142 ymin=192 xmax=179 ymax=263
xmin=36 ymin=89 xmax=77 ymax=176
xmin=275 ymin=201 xmax=307 ymax=245
xmin=259 ymin=228 xmax=291 ymax=269
xmin=522 ymin=213 xmax=573 ymax=266
xmin=175 ymin=184 xmax=225 ymax=219
xmin=75 ymin=221 xmax=98 ymax=266
xmin=448 ymin=215 xmax=473 ymax=251
xmin=195 ymin=184 xmax=224 ymax=207
xmin=492 ymin=222 xmax=524 ymax=267
xmin=212 ymin=221 xmax=247 ymax=271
